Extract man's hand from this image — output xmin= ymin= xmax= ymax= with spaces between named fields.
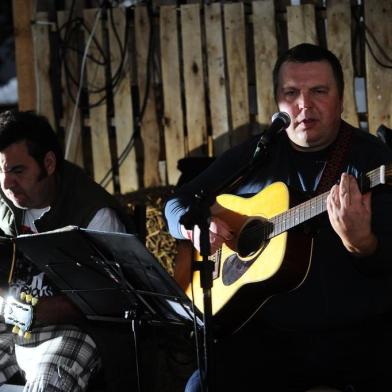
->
xmin=326 ymin=172 xmax=377 ymax=256
xmin=181 ymin=216 xmax=234 ymax=255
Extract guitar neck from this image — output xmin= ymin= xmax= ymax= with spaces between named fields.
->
xmin=269 ymin=165 xmax=387 ymax=238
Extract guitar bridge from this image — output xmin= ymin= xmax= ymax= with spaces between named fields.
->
xmin=212 ymin=249 xmax=221 ymax=280
xmin=192 ymin=249 xmax=221 ymax=280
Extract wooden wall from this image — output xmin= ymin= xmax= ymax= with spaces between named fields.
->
xmin=13 ymin=0 xmax=392 ymax=194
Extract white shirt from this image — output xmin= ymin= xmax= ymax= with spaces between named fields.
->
xmin=22 ymin=207 xmax=126 ymax=234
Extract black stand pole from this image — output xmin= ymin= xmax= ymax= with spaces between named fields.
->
xmin=180 ymin=129 xmax=277 ymax=392
xmin=187 ymin=193 xmax=216 ymax=392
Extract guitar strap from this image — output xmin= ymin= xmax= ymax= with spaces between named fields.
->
xmin=315 ymin=120 xmax=354 ymax=195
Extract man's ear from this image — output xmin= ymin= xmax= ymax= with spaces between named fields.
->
xmin=44 ymin=151 xmax=56 ymax=176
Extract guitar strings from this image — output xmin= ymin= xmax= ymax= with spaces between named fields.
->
xmin=228 ymin=166 xmax=386 ymax=246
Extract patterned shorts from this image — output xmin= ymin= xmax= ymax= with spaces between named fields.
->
xmin=0 ymin=324 xmax=100 ymax=392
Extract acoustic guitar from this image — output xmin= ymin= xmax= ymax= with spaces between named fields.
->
xmin=186 ymin=164 xmax=391 ymax=334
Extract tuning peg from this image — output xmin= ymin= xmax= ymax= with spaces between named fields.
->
xmin=31 ymin=297 xmax=38 ymax=306
xmin=25 ymin=294 xmax=32 ymax=304
xmin=12 ymin=325 xmax=20 ymax=335
xmin=20 ymin=292 xmax=26 ymax=301
xmin=23 ymin=331 xmax=31 ymax=340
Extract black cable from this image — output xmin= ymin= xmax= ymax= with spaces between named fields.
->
xmin=108 ymin=5 xmax=129 ymax=94
xmin=53 ymin=0 xmax=154 ymax=188
xmin=352 ymin=10 xmax=392 ymax=70
xmin=351 ymin=3 xmax=361 ymax=76
xmin=137 ymin=4 xmax=155 ymax=124
xmin=365 ymin=37 xmax=392 ymax=69
xmin=58 ymin=1 xmax=129 ymax=110
xmin=132 ymin=319 xmax=142 ymax=392
xmin=59 ymin=17 xmax=109 ymax=107
xmin=363 ymin=21 xmax=392 ymax=64
xmin=190 ymin=279 xmax=204 ymax=392
xmin=99 ymin=2 xmax=156 ymax=188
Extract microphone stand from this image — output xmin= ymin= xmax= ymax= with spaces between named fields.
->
xmin=180 ymin=128 xmax=277 ymax=392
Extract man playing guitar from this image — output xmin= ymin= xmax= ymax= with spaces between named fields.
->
xmin=165 ymin=43 xmax=392 ymax=391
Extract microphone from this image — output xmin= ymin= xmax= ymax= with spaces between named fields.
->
xmin=253 ymin=111 xmax=291 ymax=158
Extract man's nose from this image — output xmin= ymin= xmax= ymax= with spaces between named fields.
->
xmin=1 ymin=172 xmax=14 ymax=189
xmin=298 ymin=92 xmax=312 ymax=109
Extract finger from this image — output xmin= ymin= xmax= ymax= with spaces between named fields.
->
xmin=327 ymin=192 xmax=340 ymax=229
xmin=209 ymin=232 xmax=225 ymax=254
xmin=362 ymin=192 xmax=372 ymax=213
xmin=347 ymin=175 xmax=363 ymax=205
xmin=339 ymin=173 xmax=350 ymax=208
xmin=326 ymin=193 xmax=334 ymax=216
xmin=339 ymin=173 xmax=349 ymax=196
xmin=329 ymin=185 xmax=340 ymax=209
xmin=210 ymin=241 xmax=221 ymax=255
xmin=210 ymin=217 xmax=233 ymax=240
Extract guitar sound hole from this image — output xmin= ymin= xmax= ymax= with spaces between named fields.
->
xmin=237 ymin=218 xmax=271 ymax=258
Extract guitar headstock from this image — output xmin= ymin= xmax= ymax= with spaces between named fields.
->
xmin=361 ymin=164 xmax=392 ymax=193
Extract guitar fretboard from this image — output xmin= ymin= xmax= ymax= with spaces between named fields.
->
xmin=267 ymin=165 xmax=388 ymax=239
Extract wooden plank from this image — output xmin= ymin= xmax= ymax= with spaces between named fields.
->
xmin=326 ymin=0 xmax=358 ymax=127
xmin=224 ymin=2 xmax=250 ymax=146
xmin=58 ymin=11 xmax=84 ymax=168
xmin=31 ymin=12 xmax=55 ymax=128
xmin=135 ymin=6 xmax=161 ymax=188
xmin=109 ymin=7 xmax=138 ymax=192
xmin=364 ymin=0 xmax=392 ymax=134
xmin=287 ymin=4 xmax=317 ymax=48
xmin=12 ymin=0 xmax=36 ymax=110
xmin=205 ymin=3 xmax=230 ymax=155
xmin=181 ymin=4 xmax=207 ymax=156
xmin=160 ymin=5 xmax=185 ymax=185
xmin=252 ymin=0 xmax=278 ymax=127
xmin=83 ymin=9 xmax=113 ymax=193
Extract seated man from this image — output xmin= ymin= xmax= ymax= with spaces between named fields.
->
xmin=165 ymin=44 xmax=392 ymax=391
xmin=0 ymin=110 xmax=134 ymax=391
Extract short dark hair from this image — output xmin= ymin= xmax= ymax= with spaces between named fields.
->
xmin=0 ymin=110 xmax=63 ymax=170
xmin=273 ymin=43 xmax=344 ymax=101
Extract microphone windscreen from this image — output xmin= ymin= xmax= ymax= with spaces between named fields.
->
xmin=271 ymin=111 xmax=291 ymax=128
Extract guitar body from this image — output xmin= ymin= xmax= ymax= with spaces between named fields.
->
xmin=186 ymin=182 xmax=313 ymax=334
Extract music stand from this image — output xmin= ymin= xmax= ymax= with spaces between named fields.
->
xmin=15 ymin=226 xmax=203 ymax=330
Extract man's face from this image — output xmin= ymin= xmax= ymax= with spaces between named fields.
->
xmin=0 ymin=141 xmax=55 ymax=209
xmin=276 ymin=60 xmax=343 ymax=151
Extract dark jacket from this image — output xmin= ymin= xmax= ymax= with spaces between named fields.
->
xmin=0 ymin=160 xmax=134 ymax=236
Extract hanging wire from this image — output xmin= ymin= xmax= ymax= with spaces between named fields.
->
xmin=352 ymin=10 xmax=392 ymax=70
xmin=65 ymin=7 xmax=103 ymax=160
xmin=58 ymin=0 xmax=128 ymax=110
xmin=99 ymin=2 xmax=156 ymax=189
xmin=56 ymin=0 xmax=155 ymax=188
xmin=107 ymin=5 xmax=130 ymax=97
